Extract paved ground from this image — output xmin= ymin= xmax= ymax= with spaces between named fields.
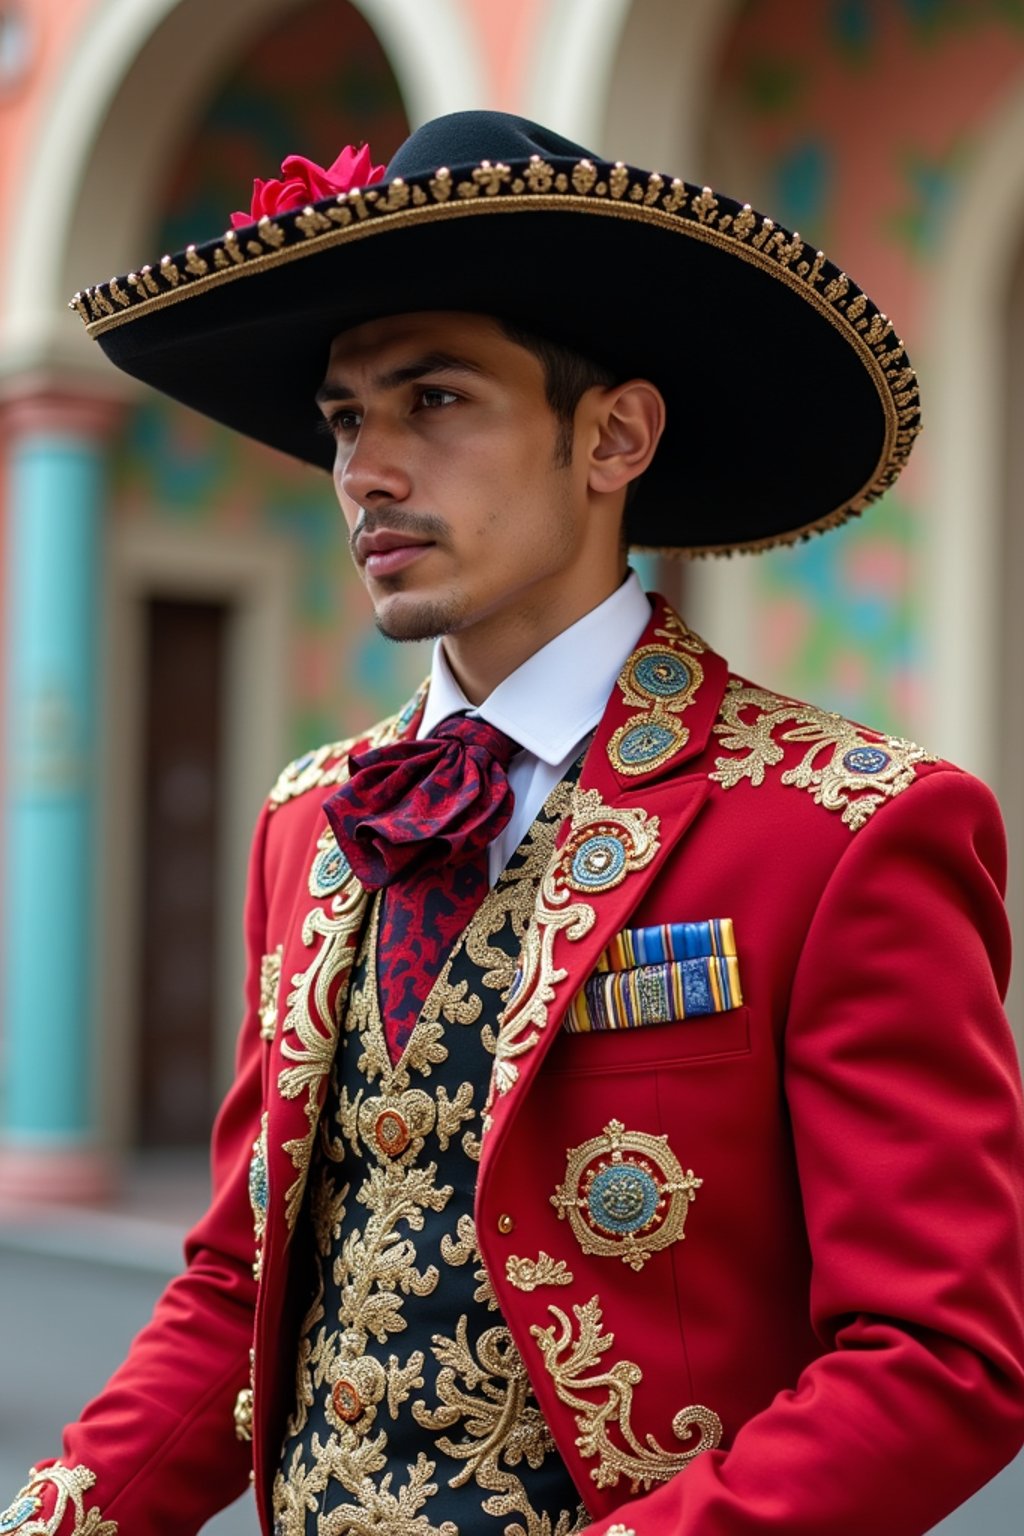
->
xmin=1 ymin=1155 xmax=1021 ymax=1535
xmin=0 ymin=1156 xmax=255 ymax=1534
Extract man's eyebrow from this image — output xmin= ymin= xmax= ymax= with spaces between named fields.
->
xmin=316 ymin=352 xmax=487 ymax=405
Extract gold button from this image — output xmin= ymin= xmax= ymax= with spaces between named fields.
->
xmin=497 ymin=1213 xmax=514 ymax=1234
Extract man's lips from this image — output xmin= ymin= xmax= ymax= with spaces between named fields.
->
xmin=356 ymin=528 xmax=435 ymax=577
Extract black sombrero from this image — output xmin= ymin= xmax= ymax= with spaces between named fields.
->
xmin=72 ymin=110 xmax=920 ymax=555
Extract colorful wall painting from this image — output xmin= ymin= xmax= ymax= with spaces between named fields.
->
xmin=717 ymin=0 xmax=1024 ymax=731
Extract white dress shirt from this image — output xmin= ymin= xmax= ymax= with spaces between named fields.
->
xmin=417 ymin=571 xmax=652 ymax=884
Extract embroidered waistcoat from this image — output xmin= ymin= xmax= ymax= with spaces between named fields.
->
xmin=273 ymin=770 xmax=586 ymax=1536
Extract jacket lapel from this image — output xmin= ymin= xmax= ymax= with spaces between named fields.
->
xmin=480 ymin=598 xmax=728 ymax=1156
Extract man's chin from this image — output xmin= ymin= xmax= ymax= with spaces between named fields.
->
xmin=372 ymin=593 xmax=464 ymax=643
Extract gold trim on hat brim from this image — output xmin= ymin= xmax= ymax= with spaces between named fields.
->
xmin=71 ymin=162 xmax=920 ymax=556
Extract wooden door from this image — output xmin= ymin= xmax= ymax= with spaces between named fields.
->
xmin=137 ymin=598 xmax=227 ymax=1147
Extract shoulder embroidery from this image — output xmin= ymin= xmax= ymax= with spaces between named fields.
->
xmin=1 ymin=1464 xmax=117 ymax=1535
xmin=710 ymin=680 xmax=935 ymax=831
xmin=267 ymin=680 xmax=428 ymax=811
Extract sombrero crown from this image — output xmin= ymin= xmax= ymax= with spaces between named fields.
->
xmin=72 ymin=110 xmax=920 ymax=555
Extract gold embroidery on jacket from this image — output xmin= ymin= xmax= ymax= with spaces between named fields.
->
xmin=711 ymin=680 xmax=935 ymax=830
xmin=2 ymin=1464 xmax=117 ymax=1535
xmin=258 ymin=946 xmax=283 ymax=1040
xmin=506 ymin=1253 xmax=575 ymax=1292
xmin=531 ymin=1295 xmax=722 ymax=1491
xmin=492 ymin=786 xmax=659 ymax=1099
xmin=276 ymin=865 xmax=369 ymax=1230
xmin=607 ymin=613 xmax=708 ymax=777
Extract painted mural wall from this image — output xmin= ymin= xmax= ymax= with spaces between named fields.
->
xmin=109 ymin=0 xmax=428 ymax=757
xmin=715 ymin=0 xmax=1024 ymax=732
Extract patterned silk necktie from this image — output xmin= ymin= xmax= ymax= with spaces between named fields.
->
xmin=323 ymin=714 xmax=520 ymax=1061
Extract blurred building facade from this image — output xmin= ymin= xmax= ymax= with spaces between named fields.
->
xmin=1 ymin=0 xmax=1023 ymax=1198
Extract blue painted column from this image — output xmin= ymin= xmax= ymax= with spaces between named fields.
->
xmin=0 ymin=395 xmax=116 ymax=1203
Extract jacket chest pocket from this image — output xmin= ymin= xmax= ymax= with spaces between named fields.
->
xmin=557 ymin=918 xmax=748 ymax=1070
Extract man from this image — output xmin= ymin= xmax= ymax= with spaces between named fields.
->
xmin=5 ymin=110 xmax=1023 ymax=1536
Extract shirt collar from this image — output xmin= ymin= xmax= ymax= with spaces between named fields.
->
xmin=417 ymin=570 xmax=652 ymax=764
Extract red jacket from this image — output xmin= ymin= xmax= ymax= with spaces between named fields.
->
xmin=11 ymin=599 xmax=1024 ymax=1536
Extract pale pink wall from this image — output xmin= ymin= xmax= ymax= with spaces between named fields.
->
xmin=461 ymin=0 xmax=548 ymax=111
xmin=0 ymin=0 xmax=98 ymax=290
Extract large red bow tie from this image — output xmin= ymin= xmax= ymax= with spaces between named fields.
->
xmin=324 ymin=713 xmax=520 ymax=889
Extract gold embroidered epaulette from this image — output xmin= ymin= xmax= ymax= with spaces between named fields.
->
xmin=709 ymin=680 xmax=936 ymax=831
xmin=267 ymin=681 xmax=428 ymax=812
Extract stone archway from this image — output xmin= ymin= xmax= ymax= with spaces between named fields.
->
xmin=524 ymin=0 xmax=741 ymax=165
xmin=0 ymin=0 xmax=485 ymax=392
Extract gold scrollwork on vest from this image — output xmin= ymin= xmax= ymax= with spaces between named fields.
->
xmin=531 ymin=1296 xmax=722 ymax=1492
xmin=276 ymin=1442 xmax=456 ymax=1536
xmin=411 ymin=1317 xmax=588 ymax=1536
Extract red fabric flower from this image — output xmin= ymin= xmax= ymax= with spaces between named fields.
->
xmin=230 ymin=143 xmax=386 ymax=229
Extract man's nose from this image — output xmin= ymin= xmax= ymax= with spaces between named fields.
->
xmin=337 ymin=418 xmax=412 ymax=506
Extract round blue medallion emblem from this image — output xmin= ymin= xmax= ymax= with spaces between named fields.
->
xmin=311 ymin=843 xmax=351 ymax=896
xmin=616 ymin=721 xmax=678 ymax=766
xmin=632 ymin=652 xmax=691 ymax=699
xmin=570 ymin=834 xmax=627 ymax=890
xmin=588 ymin=1162 xmax=660 ymax=1235
xmin=842 ymin=745 xmax=891 ymax=776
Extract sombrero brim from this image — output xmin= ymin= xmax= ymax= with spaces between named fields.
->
xmin=72 ymin=151 xmax=919 ymax=555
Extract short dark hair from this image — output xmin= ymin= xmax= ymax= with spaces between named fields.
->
xmin=495 ymin=320 xmax=617 ymax=467
xmin=495 ymin=320 xmax=639 ymax=543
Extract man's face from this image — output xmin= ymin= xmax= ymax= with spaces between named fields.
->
xmin=318 ymin=311 xmax=597 ymax=643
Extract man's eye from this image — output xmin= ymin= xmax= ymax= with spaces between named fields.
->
xmin=419 ymin=388 xmax=458 ymax=409
xmin=325 ymin=409 xmax=361 ymax=434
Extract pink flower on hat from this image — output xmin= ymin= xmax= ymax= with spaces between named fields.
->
xmin=231 ymin=144 xmax=386 ymax=229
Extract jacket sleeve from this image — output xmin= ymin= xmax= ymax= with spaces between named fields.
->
xmin=582 ymin=767 xmax=1024 ymax=1536
xmin=4 ymin=803 xmax=275 ymax=1536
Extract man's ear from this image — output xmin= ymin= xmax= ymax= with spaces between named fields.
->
xmin=586 ymin=379 xmax=666 ymax=496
